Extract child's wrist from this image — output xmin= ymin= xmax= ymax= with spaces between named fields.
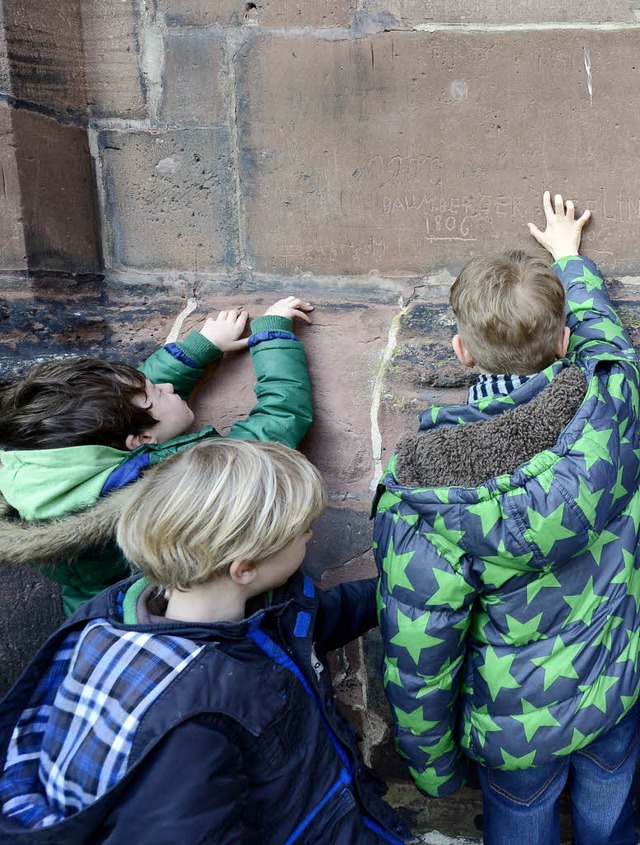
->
xmin=250 ymin=314 xmax=293 ymax=333
xmin=179 ymin=330 xmax=223 ymax=364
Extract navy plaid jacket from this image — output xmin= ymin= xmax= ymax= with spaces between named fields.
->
xmin=0 ymin=573 xmax=407 ymax=845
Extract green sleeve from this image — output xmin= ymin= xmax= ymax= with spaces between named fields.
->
xmin=139 ymin=331 xmax=222 ymax=399
xmin=226 ymin=316 xmax=313 ymax=448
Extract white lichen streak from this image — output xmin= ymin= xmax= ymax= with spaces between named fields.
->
xmin=165 ymin=297 xmax=198 ymax=344
xmin=370 ymin=306 xmax=406 ymax=490
xmin=583 ymin=46 xmax=593 ymax=106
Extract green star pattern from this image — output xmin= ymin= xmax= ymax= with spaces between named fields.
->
xmin=531 ymin=636 xmax=582 ymax=691
xmin=381 ymin=536 xmax=415 ymax=594
xmin=563 ymin=576 xmax=608 ymax=627
xmin=390 ymin=608 xmax=444 ymax=665
xmin=571 ymin=422 xmax=614 ymax=470
xmin=511 ymin=698 xmax=560 ymax=742
xmin=504 ymin=612 xmax=545 ymax=645
xmin=526 ymin=504 xmax=576 ymax=556
xmin=575 ymin=675 xmax=619 ymax=714
xmin=477 ymin=646 xmax=521 ymax=701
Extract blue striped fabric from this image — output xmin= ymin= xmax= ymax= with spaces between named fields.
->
xmin=467 ymin=372 xmax=534 ymax=403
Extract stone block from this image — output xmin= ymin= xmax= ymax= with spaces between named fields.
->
xmin=0 ymin=567 xmax=64 ymax=697
xmin=3 ymin=0 xmax=87 ymax=116
xmin=99 ymin=127 xmax=238 ymax=272
xmin=189 ymin=293 xmax=401 ymax=493
xmin=362 ymin=0 xmax=640 ymax=25
xmin=158 ymin=0 xmax=355 ymax=28
xmin=81 ymin=0 xmax=145 ymax=118
xmin=160 ymin=29 xmax=226 ymax=127
xmin=236 ymin=31 xmax=640 ymax=277
xmin=0 ymin=105 xmax=27 ymax=273
xmin=13 ymin=110 xmax=100 ymax=274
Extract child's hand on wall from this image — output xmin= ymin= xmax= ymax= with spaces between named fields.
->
xmin=264 ymin=296 xmax=314 ymax=324
xmin=528 ymin=191 xmax=591 ymax=261
xmin=199 ymin=309 xmax=250 ymax=351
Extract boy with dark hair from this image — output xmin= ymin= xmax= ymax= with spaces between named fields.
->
xmin=0 ymin=296 xmax=314 ymax=614
xmin=0 ymin=439 xmax=407 ymax=845
xmin=374 ymin=192 xmax=640 ymax=844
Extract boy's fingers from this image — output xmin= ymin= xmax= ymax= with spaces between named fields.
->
xmin=565 ymin=200 xmax=575 ymax=221
xmin=554 ymin=193 xmax=565 ymax=215
xmin=576 ymin=209 xmax=591 ymax=227
xmin=528 ymin=221 xmax=544 ymax=241
xmin=542 ymin=190 xmax=553 ymax=219
xmin=291 ymin=309 xmax=313 ymax=323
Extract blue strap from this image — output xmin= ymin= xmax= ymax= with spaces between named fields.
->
xmin=164 ymin=342 xmax=198 ymax=369
xmin=293 ymin=611 xmax=311 ymax=639
xmin=303 ymin=575 xmax=315 ymax=598
xmin=283 ymin=768 xmax=351 ymax=845
xmin=247 ymin=622 xmax=351 ymax=771
xmin=247 ymin=330 xmax=299 ymax=348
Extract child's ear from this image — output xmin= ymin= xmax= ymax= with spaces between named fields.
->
xmin=556 ymin=326 xmax=570 ymax=359
xmin=452 ymin=334 xmax=476 ymax=368
xmin=228 ymin=559 xmax=258 ymax=586
xmin=125 ymin=432 xmax=158 ymax=451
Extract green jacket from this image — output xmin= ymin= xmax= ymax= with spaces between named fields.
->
xmin=0 ymin=315 xmax=312 ymax=615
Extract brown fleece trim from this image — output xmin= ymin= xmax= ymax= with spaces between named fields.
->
xmin=395 ymin=366 xmax=587 ymax=489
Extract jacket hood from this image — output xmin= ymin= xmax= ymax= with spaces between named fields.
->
xmin=0 ymin=445 xmax=127 ymax=521
xmin=0 ymin=485 xmax=131 ymax=567
xmin=379 ymin=362 xmax=635 ymax=571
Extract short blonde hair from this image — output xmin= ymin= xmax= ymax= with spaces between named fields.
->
xmin=449 ymin=251 xmax=566 ymax=374
xmin=116 ymin=439 xmax=327 ymax=591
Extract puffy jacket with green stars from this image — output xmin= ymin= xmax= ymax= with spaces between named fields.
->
xmin=0 ymin=315 xmax=312 ymax=616
xmin=373 ymin=256 xmax=640 ymax=798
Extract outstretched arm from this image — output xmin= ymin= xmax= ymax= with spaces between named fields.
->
xmin=227 ymin=296 xmax=314 ymax=448
xmin=314 ymin=578 xmax=378 ymax=654
xmin=529 ymin=191 xmax=635 ymax=366
xmin=139 ymin=309 xmax=249 ymax=399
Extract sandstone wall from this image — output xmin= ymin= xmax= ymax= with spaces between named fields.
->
xmin=2 ymin=2 xmax=640 ymax=840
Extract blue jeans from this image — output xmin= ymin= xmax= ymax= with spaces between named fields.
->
xmin=477 ymin=706 xmax=640 ymax=845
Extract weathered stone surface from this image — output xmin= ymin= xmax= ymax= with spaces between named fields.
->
xmin=0 ymin=105 xmax=27 ymax=274
xmin=160 ymin=30 xmax=226 ymax=127
xmin=362 ymin=0 xmax=640 ymax=25
xmin=236 ymin=31 xmax=640 ymax=278
xmin=189 ymin=295 xmax=403 ymax=492
xmin=13 ymin=110 xmax=100 ymax=274
xmin=80 ymin=0 xmax=145 ymax=119
xmin=99 ymin=127 xmax=238 ymax=272
xmin=158 ymin=0 xmax=355 ymax=28
xmin=0 ymin=567 xmax=64 ymax=696
xmin=3 ymin=0 xmax=87 ymax=116
xmin=0 ymin=5 xmax=12 ymax=98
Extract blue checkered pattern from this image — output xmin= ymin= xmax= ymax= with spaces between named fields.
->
xmin=0 ymin=620 xmax=203 ymax=829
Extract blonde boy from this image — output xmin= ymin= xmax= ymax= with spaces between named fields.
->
xmin=0 ymin=439 xmax=407 ymax=845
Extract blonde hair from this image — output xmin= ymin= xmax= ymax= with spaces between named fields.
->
xmin=449 ymin=251 xmax=566 ymax=374
xmin=116 ymin=439 xmax=327 ymax=591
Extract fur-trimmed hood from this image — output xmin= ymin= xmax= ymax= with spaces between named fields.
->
xmin=0 ymin=486 xmax=132 ymax=568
